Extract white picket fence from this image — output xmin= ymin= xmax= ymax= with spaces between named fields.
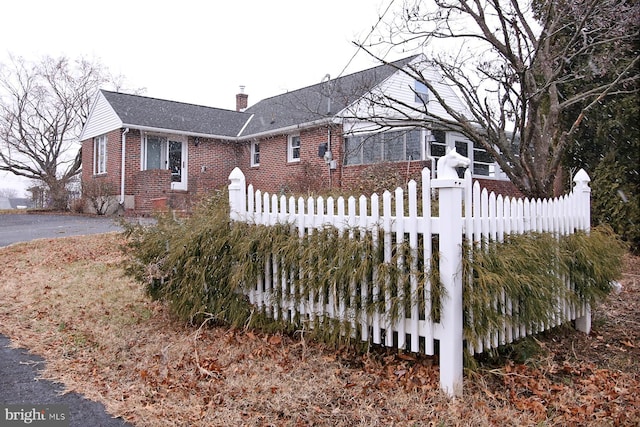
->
xmin=227 ymin=152 xmax=592 ymax=396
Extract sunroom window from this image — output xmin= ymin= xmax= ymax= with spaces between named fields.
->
xmin=345 ymin=129 xmax=422 ymax=165
xmin=473 ymin=141 xmax=495 ymax=176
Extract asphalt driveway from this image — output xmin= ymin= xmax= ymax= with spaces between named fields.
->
xmin=0 ymin=213 xmax=133 ymax=426
xmin=0 ymin=213 xmax=124 ymax=247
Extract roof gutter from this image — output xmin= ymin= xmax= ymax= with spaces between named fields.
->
xmin=236 ymin=116 xmax=339 ymax=141
xmin=122 ymin=124 xmax=236 ymax=141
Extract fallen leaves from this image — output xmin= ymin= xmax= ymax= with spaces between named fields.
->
xmin=484 ymin=358 xmax=640 ymax=426
xmin=268 ymin=334 xmax=283 ymax=346
xmin=0 ymin=235 xmax=639 ymax=426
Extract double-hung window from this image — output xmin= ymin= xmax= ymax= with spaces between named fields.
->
xmin=251 ymin=141 xmax=260 ymax=166
xmin=288 ymin=135 xmax=300 ymax=162
xmin=93 ymin=134 xmax=107 ymax=175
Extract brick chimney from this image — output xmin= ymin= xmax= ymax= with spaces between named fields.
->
xmin=236 ymin=85 xmax=248 ymax=112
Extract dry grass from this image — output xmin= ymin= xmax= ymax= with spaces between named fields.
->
xmin=0 ymin=233 xmax=638 ymax=426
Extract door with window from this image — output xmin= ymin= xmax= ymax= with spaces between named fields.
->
xmin=168 ymin=140 xmax=187 ymax=190
xmin=144 ymin=135 xmax=188 ymax=190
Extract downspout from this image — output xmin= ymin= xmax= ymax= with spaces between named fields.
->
xmin=327 ymin=126 xmax=332 ymax=187
xmin=120 ymin=128 xmax=129 ymax=205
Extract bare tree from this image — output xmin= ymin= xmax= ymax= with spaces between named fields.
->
xmin=0 ymin=187 xmax=18 ymax=198
xmin=0 ymin=55 xmax=124 ymax=210
xmin=354 ymin=0 xmax=639 ymax=198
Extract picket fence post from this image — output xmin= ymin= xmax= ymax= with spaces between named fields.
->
xmin=228 ymin=167 xmax=246 ymax=221
xmin=431 ymin=162 xmax=467 ymax=398
xmin=573 ymin=169 xmax=592 ymax=334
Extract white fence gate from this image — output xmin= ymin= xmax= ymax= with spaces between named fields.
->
xmin=228 ymin=150 xmax=592 ymax=397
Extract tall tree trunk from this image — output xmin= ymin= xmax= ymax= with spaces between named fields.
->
xmin=44 ymin=178 xmax=69 ymax=211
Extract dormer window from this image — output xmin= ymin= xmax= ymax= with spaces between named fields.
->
xmin=415 ymin=80 xmax=429 ymax=104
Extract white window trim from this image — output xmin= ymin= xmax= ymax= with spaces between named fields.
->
xmin=140 ymin=133 xmax=189 ymax=190
xmin=287 ymin=135 xmax=301 ymax=163
xmin=251 ymin=141 xmax=260 ymax=167
xmin=445 ymin=132 xmax=507 ymax=180
xmin=93 ymin=134 xmax=107 ymax=175
xmin=344 ymin=128 xmax=422 ymax=165
xmin=142 ymin=134 xmax=167 ymax=170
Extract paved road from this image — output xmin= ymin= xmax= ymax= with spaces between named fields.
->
xmin=0 ymin=213 xmax=133 ymax=426
xmin=0 ymin=213 xmax=124 ymax=247
xmin=0 ymin=335 xmax=130 ymax=426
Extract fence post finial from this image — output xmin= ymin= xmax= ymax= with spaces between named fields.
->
xmin=228 ymin=167 xmax=246 ymax=221
xmin=573 ymin=168 xmax=591 ymax=190
xmin=437 ymin=148 xmax=471 ymax=180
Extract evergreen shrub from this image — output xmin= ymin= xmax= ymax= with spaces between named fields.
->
xmin=122 ymin=190 xmax=624 ymax=352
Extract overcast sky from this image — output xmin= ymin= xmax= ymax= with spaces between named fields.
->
xmin=1 ymin=0 xmax=407 ymax=195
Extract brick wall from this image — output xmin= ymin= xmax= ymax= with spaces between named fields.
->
xmin=81 ymin=129 xmax=123 ymax=193
xmin=81 ymin=125 xmax=523 ymax=212
xmin=188 ymin=136 xmax=241 ymax=196
xmin=341 ymin=160 xmax=435 ymax=193
xmin=242 ymin=126 xmax=341 ymax=194
xmin=133 ymin=169 xmax=171 ymax=211
xmin=473 ymin=178 xmax=523 ymax=199
xmin=341 ymin=160 xmax=521 ymax=198
xmin=124 ymin=129 xmax=142 ymax=194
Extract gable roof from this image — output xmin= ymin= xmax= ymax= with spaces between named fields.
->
xmin=100 ymin=90 xmax=251 ymax=138
xmin=81 ymin=55 xmax=422 ymax=141
xmin=241 ymin=55 xmax=419 ymax=137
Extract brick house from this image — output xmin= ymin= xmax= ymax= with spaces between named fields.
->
xmin=80 ymin=55 xmax=519 ymax=214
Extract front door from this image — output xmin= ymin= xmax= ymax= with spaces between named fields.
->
xmin=169 ymin=139 xmax=187 ymax=190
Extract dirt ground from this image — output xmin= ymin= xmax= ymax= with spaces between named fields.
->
xmin=0 ymin=233 xmax=638 ymax=426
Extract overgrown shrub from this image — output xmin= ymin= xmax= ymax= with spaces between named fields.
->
xmin=122 ymin=190 xmax=624 ymax=352
xmin=82 ymin=180 xmax=117 ymax=215
xmin=282 ymin=160 xmax=328 ymax=195
xmin=122 ymin=190 xmax=430 ymax=345
xmin=354 ymin=162 xmax=406 ymax=196
xmin=463 ymin=226 xmax=625 ymax=345
xmin=122 ymin=191 xmax=259 ymax=327
xmin=591 ymin=151 xmax=640 ymax=254
xmin=69 ymin=197 xmax=85 ymax=213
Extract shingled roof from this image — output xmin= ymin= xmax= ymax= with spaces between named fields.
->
xmin=93 ymin=55 xmax=419 ymax=140
xmin=241 ymin=55 xmax=419 ymax=137
xmin=101 ymin=90 xmax=251 ymax=138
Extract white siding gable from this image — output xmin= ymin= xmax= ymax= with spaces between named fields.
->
xmin=79 ymin=91 xmax=122 ymax=141
xmin=340 ymin=55 xmax=471 ymax=134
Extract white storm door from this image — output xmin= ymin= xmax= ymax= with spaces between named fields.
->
xmin=169 ymin=139 xmax=187 ymax=190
